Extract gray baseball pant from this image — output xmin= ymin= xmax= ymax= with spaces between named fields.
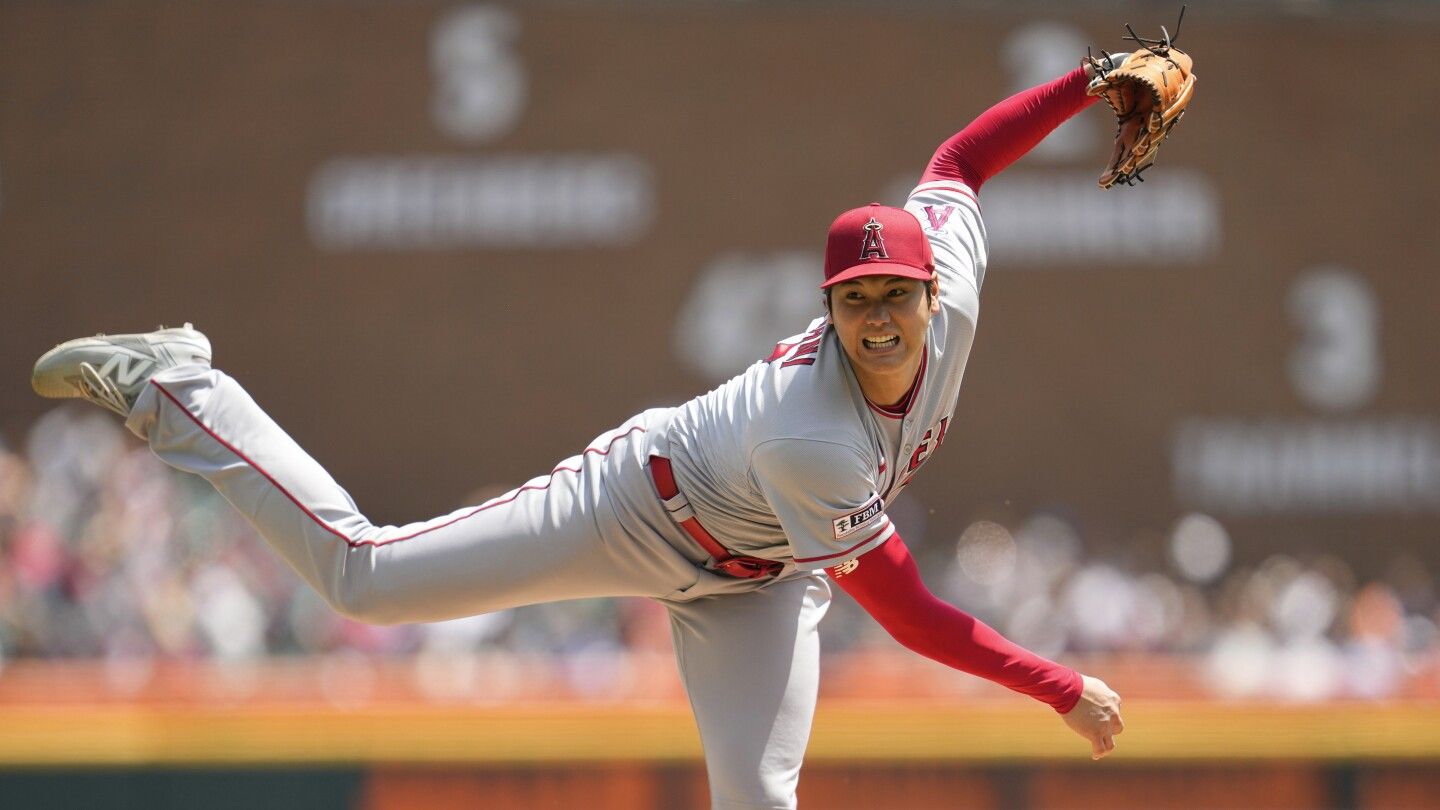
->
xmin=125 ymin=365 xmax=831 ymax=809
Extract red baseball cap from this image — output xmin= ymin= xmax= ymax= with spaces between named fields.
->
xmin=821 ymin=203 xmax=935 ymax=289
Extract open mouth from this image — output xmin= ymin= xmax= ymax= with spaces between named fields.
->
xmin=862 ymin=336 xmax=899 ymax=350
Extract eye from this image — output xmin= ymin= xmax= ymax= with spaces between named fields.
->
xmin=887 ymin=287 xmax=908 ymax=298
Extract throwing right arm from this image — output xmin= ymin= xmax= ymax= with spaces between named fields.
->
xmin=828 ymin=533 xmax=1126 ymax=760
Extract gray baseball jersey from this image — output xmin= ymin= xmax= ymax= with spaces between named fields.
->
xmin=666 ymin=180 xmax=986 ymax=571
xmin=115 ymin=179 xmax=985 ymax=809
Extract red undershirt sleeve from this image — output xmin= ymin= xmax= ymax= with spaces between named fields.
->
xmin=922 ymin=65 xmax=1098 ymax=191
xmin=829 ymin=532 xmax=1083 ymax=713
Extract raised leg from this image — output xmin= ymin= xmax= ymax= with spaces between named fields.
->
xmin=126 ymin=365 xmax=689 ymax=623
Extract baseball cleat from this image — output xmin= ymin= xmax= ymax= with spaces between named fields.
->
xmin=32 ymin=324 xmax=212 ymax=417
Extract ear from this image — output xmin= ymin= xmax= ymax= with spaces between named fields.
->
xmin=929 ymin=279 xmax=941 ymax=313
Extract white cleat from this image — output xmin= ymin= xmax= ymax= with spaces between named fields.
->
xmin=32 ymin=324 xmax=212 ymax=417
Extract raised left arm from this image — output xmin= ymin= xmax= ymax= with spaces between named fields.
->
xmin=922 ymin=65 xmax=1099 ymax=191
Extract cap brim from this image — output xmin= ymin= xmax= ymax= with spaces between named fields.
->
xmin=820 ymin=262 xmax=934 ymax=289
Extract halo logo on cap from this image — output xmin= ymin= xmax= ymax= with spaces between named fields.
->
xmin=821 ymin=204 xmax=935 ymax=289
xmin=859 ymin=218 xmax=888 ymax=261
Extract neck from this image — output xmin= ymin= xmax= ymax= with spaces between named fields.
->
xmin=856 ymin=351 xmax=925 ymax=409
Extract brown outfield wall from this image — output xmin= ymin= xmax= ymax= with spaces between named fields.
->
xmin=2 ymin=2 xmax=1437 ymax=570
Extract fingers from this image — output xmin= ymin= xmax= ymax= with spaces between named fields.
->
xmin=1068 ymin=675 xmax=1125 ymax=761
xmin=1098 ymin=708 xmax=1124 ymax=759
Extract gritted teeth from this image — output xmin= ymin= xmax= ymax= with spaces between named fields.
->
xmin=863 ymin=336 xmax=899 ymax=348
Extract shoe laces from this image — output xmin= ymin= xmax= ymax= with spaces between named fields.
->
xmin=78 ymin=362 xmax=134 ymax=417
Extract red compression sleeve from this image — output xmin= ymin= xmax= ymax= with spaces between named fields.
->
xmin=829 ymin=533 xmax=1083 ymax=713
xmin=922 ymin=66 xmax=1097 ymax=190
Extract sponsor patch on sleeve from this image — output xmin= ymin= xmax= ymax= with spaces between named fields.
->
xmin=832 ymin=496 xmax=884 ymax=539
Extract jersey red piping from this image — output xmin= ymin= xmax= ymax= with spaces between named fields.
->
xmin=866 ymin=400 xmax=905 ymax=419
xmin=151 ymin=381 xmax=642 ymax=550
xmin=793 ymin=522 xmax=893 ymax=563
xmin=913 ymin=181 xmax=981 ymax=210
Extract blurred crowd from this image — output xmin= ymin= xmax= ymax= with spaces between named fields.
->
xmin=2 ymin=406 xmax=1437 ymax=701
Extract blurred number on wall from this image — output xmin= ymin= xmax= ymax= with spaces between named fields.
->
xmin=674 ymin=252 xmax=824 ymax=381
xmin=308 ymin=4 xmax=655 ymax=251
xmin=1002 ymin=21 xmax=1096 ymax=162
xmin=1287 ymin=267 xmax=1380 ymax=413
xmin=431 ymin=5 xmax=526 ymax=142
xmin=1173 ymin=266 xmax=1440 ymax=514
xmin=974 ymin=21 xmax=1219 ymax=266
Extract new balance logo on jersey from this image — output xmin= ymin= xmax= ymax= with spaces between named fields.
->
xmin=96 ymin=353 xmax=155 ymax=387
xmin=858 ymin=218 xmax=887 ymax=260
xmin=832 ymin=496 xmax=883 ymax=539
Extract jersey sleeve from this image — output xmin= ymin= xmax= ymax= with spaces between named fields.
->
xmin=829 ymin=533 xmax=1084 ymax=712
xmin=750 ymin=438 xmax=895 ymax=571
xmin=906 ymin=182 xmax=988 ymax=297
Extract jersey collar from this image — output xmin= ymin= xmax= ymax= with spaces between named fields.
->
xmin=864 ymin=345 xmax=928 ymax=419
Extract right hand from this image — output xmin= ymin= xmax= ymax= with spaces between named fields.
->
xmin=1061 ymin=674 xmax=1125 ymax=760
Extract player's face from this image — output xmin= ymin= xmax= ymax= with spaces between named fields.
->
xmin=828 ymin=275 xmax=939 ymax=404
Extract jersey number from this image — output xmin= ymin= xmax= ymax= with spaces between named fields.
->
xmin=897 ymin=417 xmax=950 ymax=489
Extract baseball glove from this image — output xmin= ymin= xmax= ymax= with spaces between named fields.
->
xmin=1085 ymin=12 xmax=1196 ymax=189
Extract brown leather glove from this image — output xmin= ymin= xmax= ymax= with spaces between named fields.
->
xmin=1085 ymin=39 xmax=1197 ymax=189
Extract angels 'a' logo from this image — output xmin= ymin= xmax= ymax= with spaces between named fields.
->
xmin=858 ymin=217 xmax=888 ymax=260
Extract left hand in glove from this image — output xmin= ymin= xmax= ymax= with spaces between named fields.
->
xmin=1084 ymin=12 xmax=1197 ymax=189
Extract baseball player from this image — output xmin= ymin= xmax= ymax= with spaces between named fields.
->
xmin=34 ymin=58 xmax=1127 ymax=809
